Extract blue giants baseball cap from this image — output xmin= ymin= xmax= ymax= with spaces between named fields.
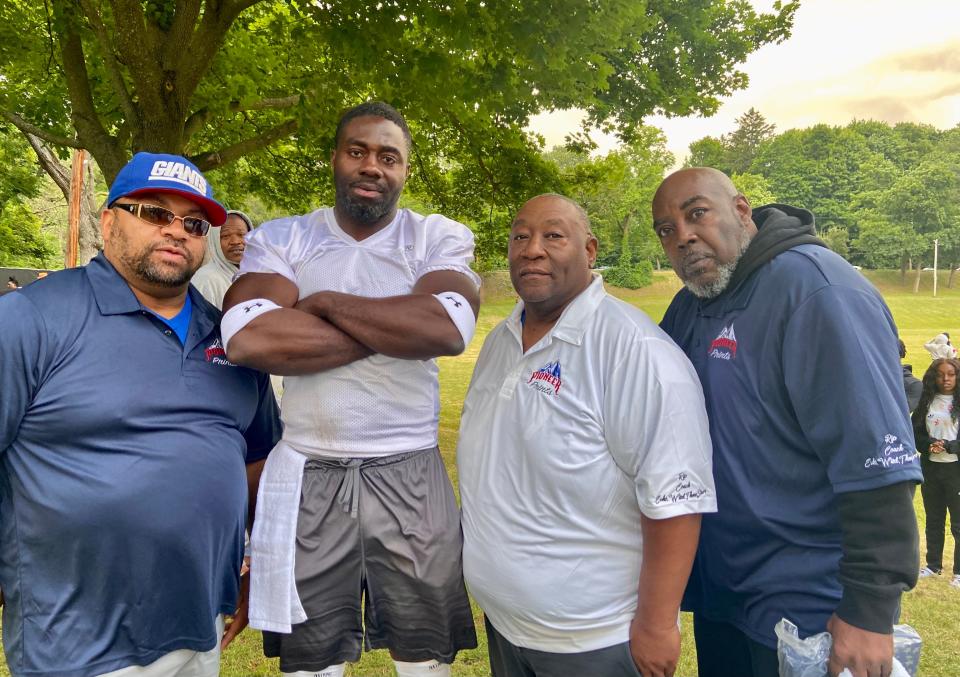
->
xmin=107 ymin=152 xmax=228 ymax=226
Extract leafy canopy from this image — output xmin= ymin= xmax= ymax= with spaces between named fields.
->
xmin=0 ymin=0 xmax=798 ymax=214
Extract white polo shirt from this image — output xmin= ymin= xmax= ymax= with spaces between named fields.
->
xmin=240 ymin=207 xmax=480 ymax=457
xmin=457 ymin=275 xmax=716 ymax=653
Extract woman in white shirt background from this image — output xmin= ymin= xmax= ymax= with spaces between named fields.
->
xmin=912 ymin=357 xmax=960 ymax=588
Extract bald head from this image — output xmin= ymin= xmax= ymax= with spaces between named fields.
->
xmin=652 ymin=167 xmax=756 ymax=299
xmin=515 ymin=193 xmax=593 ymax=238
xmin=653 ymin=167 xmax=740 ymax=210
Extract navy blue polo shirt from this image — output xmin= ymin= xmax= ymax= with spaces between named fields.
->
xmin=661 ymin=244 xmax=921 ymax=648
xmin=0 ymin=254 xmax=281 ymax=677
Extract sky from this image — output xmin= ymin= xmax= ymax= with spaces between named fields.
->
xmin=529 ymin=0 xmax=960 ymax=164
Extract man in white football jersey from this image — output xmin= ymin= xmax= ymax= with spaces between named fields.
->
xmin=222 ymin=102 xmax=480 ymax=677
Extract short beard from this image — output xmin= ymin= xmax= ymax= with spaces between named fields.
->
xmin=334 ymin=179 xmax=401 ymax=226
xmin=683 ymin=230 xmax=752 ymax=299
xmin=121 ymin=241 xmax=199 ymax=288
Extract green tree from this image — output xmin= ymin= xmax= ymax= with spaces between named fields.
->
xmin=879 ymin=155 xmax=960 ymax=287
xmin=731 ymin=172 xmax=777 ymax=206
xmin=853 ymin=215 xmax=922 ymax=270
xmin=0 ymin=0 xmax=798 ymax=262
xmin=546 ymin=127 xmax=674 ymax=279
xmin=821 ymin=226 xmax=850 ymax=260
xmin=685 ymin=108 xmax=775 ymax=174
xmin=0 ymin=127 xmax=58 ymax=266
xmin=751 ymin=124 xmax=885 ymax=238
xmin=723 ymin=107 xmax=776 ymax=174
xmin=687 ymin=137 xmax=727 ymax=170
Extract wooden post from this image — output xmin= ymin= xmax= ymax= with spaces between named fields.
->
xmin=66 ymin=149 xmax=86 ymax=268
xmin=933 ymin=238 xmax=939 ymax=298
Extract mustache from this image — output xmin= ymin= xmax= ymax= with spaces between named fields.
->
xmin=680 ymin=250 xmax=715 ymax=268
xmin=151 ymin=240 xmax=192 ymax=260
xmin=349 ymin=180 xmax=385 ymax=192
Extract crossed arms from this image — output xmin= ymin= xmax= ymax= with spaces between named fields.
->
xmin=222 ymin=269 xmax=480 ymax=374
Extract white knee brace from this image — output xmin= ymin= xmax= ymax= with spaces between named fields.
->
xmin=394 ymin=659 xmax=451 ymax=677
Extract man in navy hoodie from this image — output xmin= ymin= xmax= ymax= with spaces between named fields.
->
xmin=654 ymin=168 xmax=920 ymax=677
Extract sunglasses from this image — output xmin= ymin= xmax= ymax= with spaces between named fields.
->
xmin=112 ymin=202 xmax=212 ymax=237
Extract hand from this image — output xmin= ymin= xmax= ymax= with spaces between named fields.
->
xmin=629 ymin=617 xmax=680 ymax=677
xmin=221 ymin=569 xmax=250 ymax=650
xmin=826 ymin=614 xmax=893 ymax=677
xmin=295 ymin=292 xmax=332 ymax=319
xmin=930 ymin=440 xmax=944 ymax=454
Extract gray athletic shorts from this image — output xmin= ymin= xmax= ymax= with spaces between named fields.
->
xmin=262 ymin=448 xmax=477 ymax=672
xmin=486 ymin=618 xmax=644 ymax=677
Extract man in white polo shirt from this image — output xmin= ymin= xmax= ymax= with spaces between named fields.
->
xmin=221 ymin=102 xmax=479 ymax=677
xmin=457 ymin=194 xmax=716 ymax=677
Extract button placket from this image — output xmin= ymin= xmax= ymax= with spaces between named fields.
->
xmin=499 ymin=354 xmax=526 ymax=399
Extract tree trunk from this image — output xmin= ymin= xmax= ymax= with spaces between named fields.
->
xmin=900 ymin=254 xmax=908 ymax=285
xmin=25 ymin=134 xmax=102 ymax=265
xmin=949 ymin=262 xmax=957 ymax=289
xmin=913 ymin=265 xmax=922 ymax=294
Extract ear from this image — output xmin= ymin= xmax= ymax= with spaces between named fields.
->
xmin=586 ymin=234 xmax=598 ymax=268
xmin=733 ymin=194 xmax=753 ymax=227
xmin=100 ymin=207 xmax=116 ymax=245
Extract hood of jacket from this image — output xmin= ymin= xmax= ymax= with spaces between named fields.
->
xmin=725 ymin=203 xmax=826 ymax=293
xmin=191 ymin=210 xmax=252 ymax=309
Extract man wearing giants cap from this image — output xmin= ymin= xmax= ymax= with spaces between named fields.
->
xmin=0 ymin=152 xmax=281 ymax=677
xmin=222 ymin=102 xmax=479 ymax=677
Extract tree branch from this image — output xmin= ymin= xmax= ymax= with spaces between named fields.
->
xmin=446 ymin=111 xmax=503 ymax=194
xmin=190 ymin=118 xmax=299 ymax=171
xmin=108 ymin=0 xmax=164 ymax=111
xmin=76 ymin=0 xmax=139 ymax=125
xmin=176 ymin=1 xmax=262 ymax=105
xmin=1 ymin=111 xmax=83 ymax=149
xmin=164 ymin=0 xmax=203 ymax=70
xmin=226 ymin=0 xmax=268 ymax=12
xmin=239 ymin=95 xmax=301 ymax=111
xmin=24 ymin=133 xmax=71 ymax=199
xmin=182 ymin=95 xmax=301 ymax=144
xmin=183 ymin=108 xmax=211 ymax=141
xmin=53 ymin=1 xmax=125 ymax=180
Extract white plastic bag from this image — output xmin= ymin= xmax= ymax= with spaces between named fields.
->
xmin=775 ymin=618 xmax=921 ymax=677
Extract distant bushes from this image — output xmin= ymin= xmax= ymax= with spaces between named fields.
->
xmin=603 ymin=253 xmax=653 ymax=289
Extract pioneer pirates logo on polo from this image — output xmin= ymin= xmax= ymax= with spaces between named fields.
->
xmin=204 ymin=338 xmax=235 ymax=366
xmin=528 ymin=360 xmax=562 ymax=396
xmin=708 ymin=324 xmax=738 ymax=360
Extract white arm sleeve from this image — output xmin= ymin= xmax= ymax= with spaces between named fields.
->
xmin=221 ymin=298 xmax=282 ymax=351
xmin=432 ymin=292 xmax=477 ymax=347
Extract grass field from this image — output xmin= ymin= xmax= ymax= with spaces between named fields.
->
xmin=6 ymin=269 xmax=960 ymax=676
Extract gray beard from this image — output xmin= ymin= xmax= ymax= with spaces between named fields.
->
xmin=683 ymin=232 xmax=752 ymax=299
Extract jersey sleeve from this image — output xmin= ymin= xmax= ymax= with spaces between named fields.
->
xmin=605 ymin=334 xmax=717 ymax=519
xmin=0 ymin=293 xmax=48 ymax=454
xmin=420 ymin=217 xmax=481 ymax=288
xmin=242 ymin=371 xmax=282 ymax=463
xmin=782 ymin=285 xmax=921 ymax=492
xmin=238 ymin=218 xmax=298 ymax=283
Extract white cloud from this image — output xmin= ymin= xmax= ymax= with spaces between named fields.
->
xmin=529 ymin=0 xmax=960 ymax=165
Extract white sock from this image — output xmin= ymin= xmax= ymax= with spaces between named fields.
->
xmin=282 ymin=665 xmax=346 ymax=677
xmin=394 ymin=659 xmax=451 ymax=677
